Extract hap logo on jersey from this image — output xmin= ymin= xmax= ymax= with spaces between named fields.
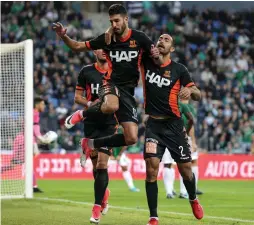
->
xmin=163 ymin=70 xmax=171 ymax=78
xmin=129 ymin=40 xmax=137 ymax=48
xmin=110 ymin=51 xmax=139 ymax=62
xmin=91 ymin=83 xmax=99 ymax=94
xmin=146 ymin=70 xmax=171 ymax=87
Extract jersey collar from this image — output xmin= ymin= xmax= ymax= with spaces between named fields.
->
xmin=119 ymin=29 xmax=132 ymax=42
xmin=160 ymin=59 xmax=171 ymax=68
xmin=94 ymin=63 xmax=107 ymax=74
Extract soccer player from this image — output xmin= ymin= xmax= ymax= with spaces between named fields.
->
xmin=111 ymin=126 xmax=140 ymax=192
xmin=1 ymin=97 xmax=57 ymax=193
xmin=65 ymin=50 xmax=117 ymax=224
xmin=141 ymin=34 xmax=204 ymax=225
xmin=52 ymin=4 xmax=161 ymax=164
xmin=33 ymin=97 xmax=58 ymax=192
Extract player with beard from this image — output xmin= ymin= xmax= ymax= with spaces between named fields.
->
xmin=141 ymin=34 xmax=204 ymax=225
xmin=53 ymin=4 xmax=161 ymax=167
xmin=65 ymin=50 xmax=117 ymax=224
xmin=53 ymin=5 xmax=161 ymax=222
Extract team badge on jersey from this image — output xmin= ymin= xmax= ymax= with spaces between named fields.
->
xmin=129 ymin=40 xmax=137 ymax=48
xmin=163 ymin=70 xmax=171 ymax=78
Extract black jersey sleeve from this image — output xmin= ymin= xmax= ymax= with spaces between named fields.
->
xmin=85 ymin=33 xmax=106 ymax=50
xmin=138 ymin=31 xmax=154 ymax=53
xmin=76 ymin=69 xmax=86 ymax=90
xmin=180 ymin=64 xmax=195 ymax=87
xmin=141 ymin=51 xmax=151 ymax=64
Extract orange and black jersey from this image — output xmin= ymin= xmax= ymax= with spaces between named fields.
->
xmin=85 ymin=29 xmax=154 ymax=87
xmin=76 ymin=63 xmax=117 ymax=125
xmin=141 ymin=55 xmax=195 ymax=118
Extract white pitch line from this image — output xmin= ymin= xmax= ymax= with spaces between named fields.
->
xmin=159 ymin=204 xmax=254 ymax=208
xmin=36 ymin=197 xmax=254 ymax=223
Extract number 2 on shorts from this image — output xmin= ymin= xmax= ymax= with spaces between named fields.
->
xmin=179 ymin=146 xmax=186 ymax=157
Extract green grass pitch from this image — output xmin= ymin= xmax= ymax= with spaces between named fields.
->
xmin=2 ymin=180 xmax=254 ymax=225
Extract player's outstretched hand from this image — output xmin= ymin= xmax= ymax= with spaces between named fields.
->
xmin=52 ymin=22 xmax=67 ymax=38
xmin=105 ymin=27 xmax=116 ymax=45
xmin=179 ymin=87 xmax=191 ymax=100
xmin=150 ymin=45 xmax=160 ymax=59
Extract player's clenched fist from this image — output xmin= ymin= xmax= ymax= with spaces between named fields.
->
xmin=52 ymin=22 xmax=67 ymax=38
xmin=150 ymin=45 xmax=160 ymax=59
xmin=179 ymin=87 xmax=191 ymax=100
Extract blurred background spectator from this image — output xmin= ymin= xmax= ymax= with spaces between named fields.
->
xmin=1 ymin=1 xmax=253 ymax=154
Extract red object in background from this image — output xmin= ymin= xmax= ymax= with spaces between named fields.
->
xmin=1 ymin=153 xmax=254 ymax=180
xmin=1 ymin=154 xmax=24 ymax=180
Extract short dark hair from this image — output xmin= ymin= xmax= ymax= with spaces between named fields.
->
xmin=34 ymin=96 xmax=44 ymax=107
xmin=108 ymin=4 xmax=127 ymax=16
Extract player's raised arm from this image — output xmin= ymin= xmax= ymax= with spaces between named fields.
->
xmin=52 ymin=22 xmax=88 ymax=52
xmin=53 ymin=22 xmax=106 ymax=52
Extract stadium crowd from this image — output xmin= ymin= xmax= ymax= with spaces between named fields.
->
xmin=1 ymin=1 xmax=253 ymax=154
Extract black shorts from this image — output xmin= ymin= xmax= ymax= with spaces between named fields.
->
xmin=143 ymin=117 xmax=191 ymax=163
xmin=115 ymin=85 xmax=138 ymax=124
xmin=84 ymin=123 xmax=116 ymax=159
xmin=100 ymin=81 xmax=138 ymax=124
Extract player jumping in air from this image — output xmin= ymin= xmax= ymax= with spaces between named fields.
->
xmin=53 ymin=4 xmax=161 ymax=223
xmin=53 ymin=3 xmax=161 ymax=157
xmin=1 ymin=97 xmax=58 ymax=193
xmin=141 ymin=34 xmax=204 ymax=225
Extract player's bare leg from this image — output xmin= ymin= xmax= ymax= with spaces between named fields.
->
xmin=90 ymin=152 xmax=110 ymax=224
xmin=145 ymin=157 xmax=160 ymax=225
xmin=121 ymin=122 xmax=138 ymax=145
xmin=100 ymin=94 xmax=119 ymax=114
xmin=177 ymin=162 xmax=204 ymax=220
